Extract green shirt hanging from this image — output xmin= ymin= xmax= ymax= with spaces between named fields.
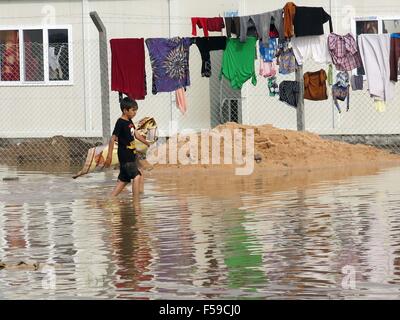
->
xmin=220 ymin=37 xmax=257 ymax=90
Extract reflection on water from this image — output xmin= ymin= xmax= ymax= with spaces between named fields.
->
xmin=1 ymin=164 xmax=400 ymax=299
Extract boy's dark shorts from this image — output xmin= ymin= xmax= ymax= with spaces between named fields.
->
xmin=118 ymin=161 xmax=141 ymax=183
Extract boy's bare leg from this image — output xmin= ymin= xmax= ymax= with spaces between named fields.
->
xmin=139 ymin=169 xmax=144 ymax=193
xmin=111 ymin=180 xmax=128 ymax=197
xmin=132 ymin=175 xmax=141 ymax=198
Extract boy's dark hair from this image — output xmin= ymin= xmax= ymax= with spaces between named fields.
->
xmin=120 ymin=97 xmax=138 ymax=112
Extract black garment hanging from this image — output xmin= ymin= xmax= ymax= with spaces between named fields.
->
xmin=225 ymin=16 xmax=241 ymax=38
xmin=293 ymin=7 xmax=333 ymax=37
xmin=194 ymin=36 xmax=227 ymax=77
xmin=279 ymin=81 xmax=300 ymax=107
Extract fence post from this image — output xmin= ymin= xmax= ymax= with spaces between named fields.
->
xmin=90 ymin=11 xmax=110 ymax=144
xmin=295 ymin=64 xmax=305 ymax=131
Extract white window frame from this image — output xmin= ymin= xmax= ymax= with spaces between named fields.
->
xmin=0 ymin=25 xmax=73 ymax=86
xmin=351 ymin=16 xmax=379 ymax=35
xmin=351 ymin=16 xmax=400 ymax=36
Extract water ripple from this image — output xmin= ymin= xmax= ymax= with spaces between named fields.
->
xmin=2 ymin=165 xmax=400 ymax=299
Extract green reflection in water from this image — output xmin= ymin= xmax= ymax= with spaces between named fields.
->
xmin=223 ymin=209 xmax=267 ymax=291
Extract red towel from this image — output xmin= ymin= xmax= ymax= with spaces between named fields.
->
xmin=110 ymin=38 xmax=147 ymax=100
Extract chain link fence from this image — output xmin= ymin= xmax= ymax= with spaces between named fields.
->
xmin=1 ymin=31 xmax=400 ymax=168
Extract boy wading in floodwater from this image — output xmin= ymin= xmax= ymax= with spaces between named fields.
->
xmin=105 ymin=97 xmax=150 ymax=197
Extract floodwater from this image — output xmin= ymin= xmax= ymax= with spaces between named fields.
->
xmin=1 ymin=164 xmax=400 ymax=300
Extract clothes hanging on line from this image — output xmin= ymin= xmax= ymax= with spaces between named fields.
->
xmin=194 ymin=36 xmax=227 ymax=77
xmin=225 ymin=16 xmax=241 ymax=38
xmin=259 ymin=38 xmax=278 ymax=62
xmin=207 ymin=17 xmax=225 ymax=32
xmin=279 ymin=80 xmax=300 ymax=107
xmin=291 ymin=35 xmax=332 ymax=65
xmin=175 ymin=87 xmax=187 ymax=114
xmin=276 ymin=40 xmax=296 ymax=75
xmin=110 ymin=38 xmax=147 ymax=100
xmin=192 ymin=17 xmax=208 ymax=36
xmin=191 ymin=17 xmax=225 ymax=37
xmin=328 ymin=33 xmax=363 ymax=71
xmin=283 ymin=2 xmax=296 ymax=39
xmin=358 ymin=34 xmax=395 ymax=103
xmin=278 ymin=48 xmax=296 ymax=74
xmin=293 ymin=6 xmax=333 ymax=37
xmin=351 ymin=75 xmax=364 ymax=91
xmin=260 ymin=61 xmax=277 ymax=78
xmin=220 ymin=37 xmax=257 ymax=90
xmin=269 ymin=23 xmax=280 ymax=38
xmin=327 ymin=64 xmax=333 ymax=85
xmin=145 ymin=37 xmax=192 ymax=94
xmin=390 ymin=33 xmax=400 ymax=82
xmin=240 ymin=10 xmax=284 ymax=46
xmin=268 ymin=76 xmax=279 ymax=97
xmin=332 ymin=71 xmax=350 ymax=113
xmin=335 ymin=70 xmax=350 ymax=87
xmin=304 ymin=69 xmax=328 ymax=101
xmin=332 ymin=84 xmax=350 ymax=113
xmin=374 ymin=99 xmax=386 ymax=113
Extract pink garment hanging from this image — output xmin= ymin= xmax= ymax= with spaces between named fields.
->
xmin=259 ymin=61 xmax=277 ymax=78
xmin=175 ymin=87 xmax=187 ymax=114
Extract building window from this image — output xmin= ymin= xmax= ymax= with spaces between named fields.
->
xmin=48 ymin=29 xmax=69 ymax=81
xmin=24 ymin=29 xmax=44 ymax=82
xmin=0 ymin=30 xmax=20 ymax=81
xmin=0 ymin=26 xmax=72 ymax=85
xmin=356 ymin=20 xmax=379 ymax=35
xmin=382 ymin=19 xmax=400 ymax=34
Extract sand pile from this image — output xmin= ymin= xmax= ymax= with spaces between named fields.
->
xmin=147 ymin=122 xmax=400 ymax=173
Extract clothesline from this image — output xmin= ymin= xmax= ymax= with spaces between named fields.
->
xmin=110 ymin=2 xmax=400 ymax=115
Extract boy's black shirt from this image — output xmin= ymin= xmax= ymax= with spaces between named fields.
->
xmin=112 ymin=118 xmax=136 ymax=164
